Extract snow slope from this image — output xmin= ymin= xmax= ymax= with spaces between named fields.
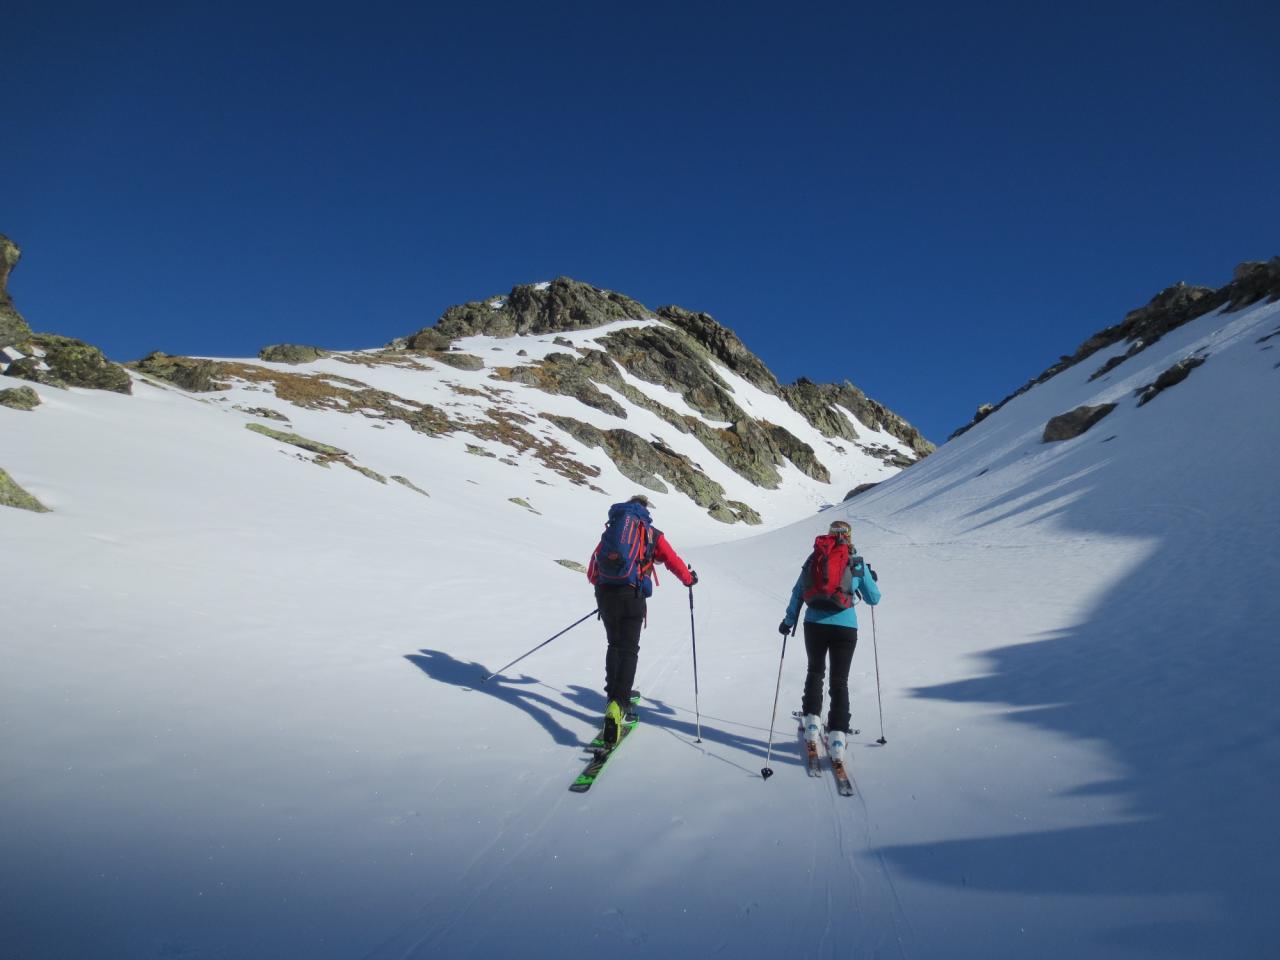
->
xmin=2 ymin=297 xmax=1278 ymax=959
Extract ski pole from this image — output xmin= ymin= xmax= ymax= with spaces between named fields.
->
xmin=871 ymin=605 xmax=887 ymax=744
xmin=688 ymin=583 xmax=702 ymax=743
xmin=481 ymin=609 xmax=598 ymax=683
xmin=761 ymin=621 xmax=795 ymax=781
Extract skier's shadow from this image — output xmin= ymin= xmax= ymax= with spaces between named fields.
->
xmin=405 ymin=648 xmax=801 ymax=769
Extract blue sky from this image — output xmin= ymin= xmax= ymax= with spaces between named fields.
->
xmin=6 ymin=0 xmax=1278 ymax=442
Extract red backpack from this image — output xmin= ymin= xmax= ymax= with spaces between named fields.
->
xmin=801 ymin=534 xmax=855 ymax=610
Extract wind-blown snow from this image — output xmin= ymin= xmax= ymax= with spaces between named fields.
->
xmin=2 ymin=298 xmax=1278 ymax=958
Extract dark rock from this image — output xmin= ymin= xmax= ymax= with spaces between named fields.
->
xmin=844 ymin=482 xmax=880 ymax=500
xmin=1226 ymin=258 xmax=1280 ymax=312
xmin=133 ymin=352 xmax=229 ymax=392
xmin=27 ymin=334 xmax=131 ymax=394
xmin=259 ymin=344 xmax=330 ymax=364
xmin=0 ymin=235 xmax=33 ymax=349
xmin=553 ymin=336 xmax=573 ymax=347
xmin=0 ymin=466 xmax=50 ymax=512
xmin=1043 ymin=403 xmax=1118 ymax=442
xmin=0 ymin=385 xmax=40 ymax=410
xmin=1135 ymin=356 xmax=1206 ymax=406
xmin=784 ymin=378 xmax=933 ymax=458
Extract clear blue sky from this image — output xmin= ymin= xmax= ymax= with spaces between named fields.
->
xmin=6 ymin=0 xmax=1278 ymax=442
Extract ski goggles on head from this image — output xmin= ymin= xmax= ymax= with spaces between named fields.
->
xmin=828 ymin=521 xmax=852 ymax=538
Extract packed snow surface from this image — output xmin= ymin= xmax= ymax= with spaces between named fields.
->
xmin=3 ymin=298 xmax=1279 ymax=958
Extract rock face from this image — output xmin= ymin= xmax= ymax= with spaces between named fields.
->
xmin=1043 ymin=403 xmax=1117 ymax=442
xmin=953 ymin=256 xmax=1280 ymax=439
xmin=0 ymin=235 xmax=33 ymax=349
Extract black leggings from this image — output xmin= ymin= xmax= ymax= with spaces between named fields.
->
xmin=802 ymin=621 xmax=859 ymax=733
xmin=596 ymin=586 xmax=646 ymax=706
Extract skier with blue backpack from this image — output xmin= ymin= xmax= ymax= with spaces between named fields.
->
xmin=587 ymin=495 xmax=697 ymax=745
xmin=779 ymin=519 xmax=880 ymax=765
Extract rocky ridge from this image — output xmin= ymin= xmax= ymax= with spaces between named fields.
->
xmin=1 ymin=241 xmax=929 ymax=524
xmin=951 ymin=257 xmax=1280 ymax=440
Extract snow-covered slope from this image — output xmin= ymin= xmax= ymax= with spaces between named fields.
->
xmin=2 ymin=290 xmax=1278 ymax=958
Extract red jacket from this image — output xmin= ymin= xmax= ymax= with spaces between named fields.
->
xmin=588 ymin=529 xmax=694 ymax=590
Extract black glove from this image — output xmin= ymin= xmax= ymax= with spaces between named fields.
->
xmin=778 ymin=620 xmax=792 ymax=636
xmin=688 ymin=569 xmax=699 ymax=586
xmin=870 ymin=567 xmax=878 ymax=582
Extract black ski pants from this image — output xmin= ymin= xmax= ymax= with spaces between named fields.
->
xmin=802 ymin=620 xmax=859 ymax=734
xmin=596 ymin=585 xmax=646 ymax=707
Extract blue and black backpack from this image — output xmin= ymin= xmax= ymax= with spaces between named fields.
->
xmin=592 ymin=501 xmax=658 ymax=594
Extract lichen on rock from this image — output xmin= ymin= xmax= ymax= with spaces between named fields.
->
xmin=259 ymin=344 xmax=330 ymax=364
xmin=0 ymin=385 xmax=41 ymax=410
xmin=245 ymin=422 xmax=348 ymax=456
xmin=0 ymin=466 xmax=49 ymax=512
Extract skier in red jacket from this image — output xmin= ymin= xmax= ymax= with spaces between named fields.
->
xmin=587 ymin=494 xmax=696 ymax=744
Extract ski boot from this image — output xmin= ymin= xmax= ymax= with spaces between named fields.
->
xmin=803 ymin=713 xmax=821 ymax=745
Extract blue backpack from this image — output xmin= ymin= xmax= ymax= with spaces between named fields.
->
xmin=592 ymin=501 xmax=658 ymax=592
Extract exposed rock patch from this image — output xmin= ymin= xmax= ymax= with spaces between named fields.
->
xmin=845 ymin=482 xmax=880 ymax=500
xmin=259 ymin=344 xmax=330 ymax=364
xmin=556 ymin=559 xmax=587 ymax=573
xmin=426 ymin=351 xmax=484 ymax=371
xmin=1136 ymin=356 xmax=1206 ymax=406
xmin=392 ymin=475 xmax=430 ymax=497
xmin=13 ymin=335 xmax=132 ymax=394
xmin=1043 ymin=403 xmax=1118 ymax=442
xmin=246 ymin=422 xmax=348 ymax=456
xmin=655 ymin=305 xmax=781 ymax=394
xmin=0 ymin=466 xmax=49 ymax=512
xmin=132 ymin=352 xmax=230 ymax=392
xmin=0 ymin=385 xmax=40 ymax=410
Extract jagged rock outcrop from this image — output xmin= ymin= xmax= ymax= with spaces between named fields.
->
xmin=408 ymin=278 xmax=650 ymax=343
xmin=8 ymin=335 xmax=132 ymax=394
xmin=1043 ymin=403 xmax=1117 ymax=442
xmin=0 ymin=235 xmax=33 ymax=349
xmin=0 ymin=386 xmax=40 ymax=410
xmin=952 ymin=256 xmax=1280 ymax=439
xmin=259 ymin=344 xmax=330 ymax=364
xmin=655 ymin=305 xmax=781 ymax=394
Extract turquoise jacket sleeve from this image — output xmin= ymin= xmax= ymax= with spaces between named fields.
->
xmin=783 ymin=571 xmax=805 ymax=626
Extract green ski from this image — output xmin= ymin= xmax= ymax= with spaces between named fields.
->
xmin=570 ymin=693 xmax=641 ymax=793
